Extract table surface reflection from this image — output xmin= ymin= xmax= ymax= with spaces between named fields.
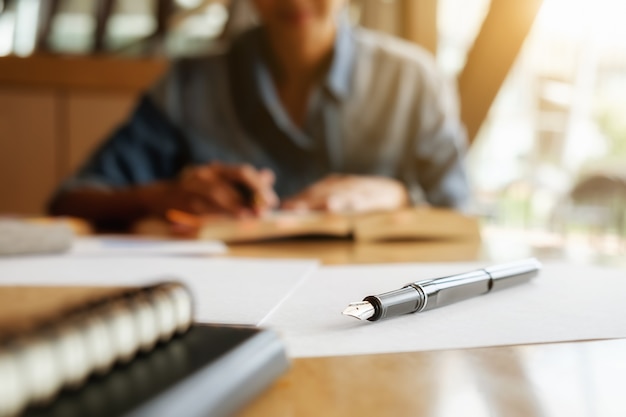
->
xmin=228 ymin=227 xmax=626 ymax=417
xmin=239 ymin=338 xmax=626 ymax=417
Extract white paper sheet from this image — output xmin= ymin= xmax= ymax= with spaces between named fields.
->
xmin=0 ymin=257 xmax=317 ymax=325
xmin=69 ymin=236 xmax=227 ymax=257
xmin=264 ymin=261 xmax=626 ymax=357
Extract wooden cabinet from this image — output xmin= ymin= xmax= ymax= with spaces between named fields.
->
xmin=0 ymin=89 xmax=58 ymax=214
xmin=65 ymin=92 xmax=137 ymax=178
xmin=0 ymin=56 xmax=166 ymax=215
xmin=0 ymin=88 xmax=137 ymax=214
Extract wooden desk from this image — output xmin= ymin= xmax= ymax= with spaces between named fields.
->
xmin=227 ymin=231 xmax=626 ymax=417
xmin=238 ymin=338 xmax=626 ymax=417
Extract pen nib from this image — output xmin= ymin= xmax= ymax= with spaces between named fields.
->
xmin=342 ymin=301 xmax=375 ymax=321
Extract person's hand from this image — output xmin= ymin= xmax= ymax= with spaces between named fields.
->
xmin=140 ymin=163 xmax=279 ymax=218
xmin=281 ymin=174 xmax=409 ymax=213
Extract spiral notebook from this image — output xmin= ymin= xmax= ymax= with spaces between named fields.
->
xmin=0 ymin=284 xmax=289 ymax=417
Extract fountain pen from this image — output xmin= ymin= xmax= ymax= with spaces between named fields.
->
xmin=342 ymin=258 xmax=541 ymax=322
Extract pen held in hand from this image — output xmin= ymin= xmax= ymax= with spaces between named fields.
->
xmin=342 ymin=258 xmax=542 ymax=322
xmin=233 ymin=182 xmax=264 ymax=211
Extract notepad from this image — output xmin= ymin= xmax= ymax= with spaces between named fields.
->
xmin=0 ymin=282 xmax=194 ymax=415
xmin=0 ymin=256 xmax=314 ymax=416
xmin=0 ymin=257 xmax=318 ymax=325
xmin=19 ymin=324 xmax=289 ymax=417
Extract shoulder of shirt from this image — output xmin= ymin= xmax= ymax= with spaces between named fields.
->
xmin=147 ymin=45 xmax=229 ymax=110
xmin=351 ymin=26 xmax=440 ymax=80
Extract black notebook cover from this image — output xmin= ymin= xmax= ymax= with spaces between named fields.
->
xmin=24 ymin=324 xmax=289 ymax=417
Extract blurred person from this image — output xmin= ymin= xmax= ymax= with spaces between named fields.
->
xmin=49 ymin=0 xmax=469 ymax=228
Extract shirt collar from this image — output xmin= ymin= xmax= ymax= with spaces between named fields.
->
xmin=234 ymin=12 xmax=355 ymax=147
xmin=325 ymin=14 xmax=356 ymax=102
xmin=246 ymin=12 xmax=356 ymax=103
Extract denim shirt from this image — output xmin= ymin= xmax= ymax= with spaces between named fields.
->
xmin=55 ymin=22 xmax=469 ymax=209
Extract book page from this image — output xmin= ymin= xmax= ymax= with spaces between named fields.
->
xmin=197 ymin=210 xmax=352 ymax=242
xmin=353 ymin=208 xmax=481 ymax=241
xmin=263 ymin=261 xmax=626 ymax=357
xmin=0 ymin=257 xmax=317 ymax=325
xmin=164 ymin=208 xmax=481 ymax=243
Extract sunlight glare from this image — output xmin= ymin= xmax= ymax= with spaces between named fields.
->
xmin=536 ymin=0 xmax=626 ymax=46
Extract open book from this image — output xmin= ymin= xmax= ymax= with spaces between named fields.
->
xmin=0 ymin=283 xmax=288 ymax=417
xmin=166 ymin=207 xmax=481 ymax=243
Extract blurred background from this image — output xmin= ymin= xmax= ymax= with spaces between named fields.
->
xmin=1 ymin=0 xmax=625 ymax=254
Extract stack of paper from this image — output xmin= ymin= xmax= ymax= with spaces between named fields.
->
xmin=2 ymin=248 xmax=625 ymax=358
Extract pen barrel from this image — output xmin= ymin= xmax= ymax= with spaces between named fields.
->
xmin=485 ymin=258 xmax=541 ymax=291
xmin=415 ymin=270 xmax=491 ymax=312
xmin=364 ymin=287 xmax=424 ymax=321
xmin=416 ymin=258 xmax=542 ymax=312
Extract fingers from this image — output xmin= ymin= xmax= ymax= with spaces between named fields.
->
xmin=259 ymin=169 xmax=276 ymax=187
xmin=212 ymin=163 xmax=279 ymax=212
xmin=136 ymin=180 xmax=218 ymax=219
xmin=282 ymin=175 xmax=409 ymax=214
xmin=282 ymin=187 xmax=328 ymax=212
xmin=167 ymin=169 xmax=408 ymax=218
xmin=281 ymin=184 xmax=315 ymax=211
xmin=282 ymin=175 xmax=349 ymax=212
xmin=181 ymin=166 xmax=244 ymax=213
xmin=284 ymin=191 xmax=365 ymax=213
xmin=178 ymin=163 xmax=278 ymax=216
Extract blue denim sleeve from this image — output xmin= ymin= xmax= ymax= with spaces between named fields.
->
xmin=58 ymin=94 xmax=188 ymax=191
